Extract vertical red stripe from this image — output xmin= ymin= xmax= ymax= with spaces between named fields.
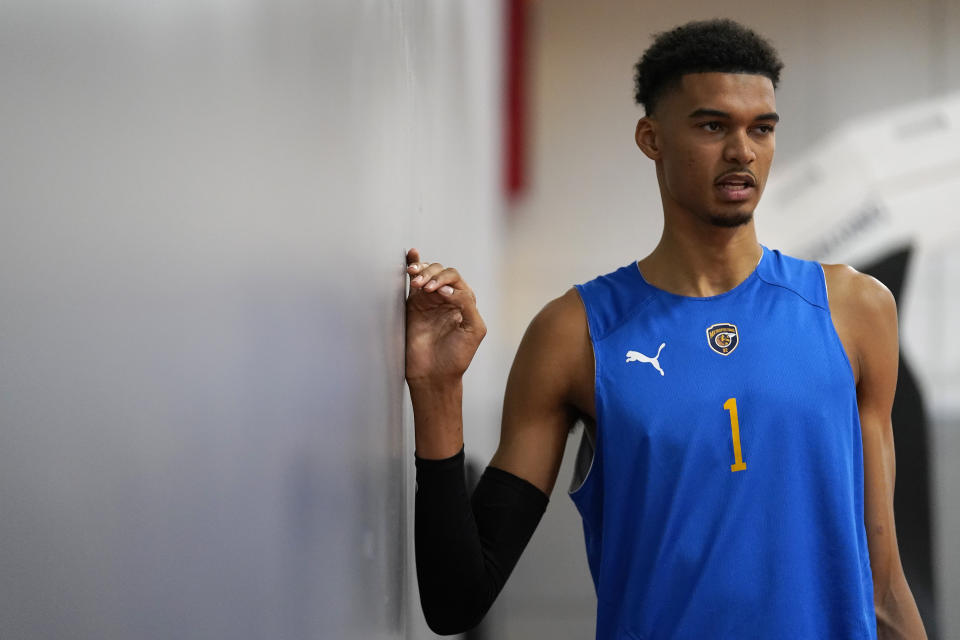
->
xmin=504 ymin=0 xmax=527 ymax=201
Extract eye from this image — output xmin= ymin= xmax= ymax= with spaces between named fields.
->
xmin=700 ymin=122 xmax=723 ymax=132
xmin=753 ymin=124 xmax=776 ymax=135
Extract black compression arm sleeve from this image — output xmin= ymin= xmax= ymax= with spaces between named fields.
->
xmin=414 ymin=447 xmax=549 ymax=635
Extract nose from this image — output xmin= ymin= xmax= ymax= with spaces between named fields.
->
xmin=723 ymin=130 xmax=756 ymax=165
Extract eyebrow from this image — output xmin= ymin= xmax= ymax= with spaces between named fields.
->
xmin=688 ymin=108 xmax=780 ymax=122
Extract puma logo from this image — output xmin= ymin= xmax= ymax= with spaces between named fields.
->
xmin=626 ymin=343 xmax=666 ymax=376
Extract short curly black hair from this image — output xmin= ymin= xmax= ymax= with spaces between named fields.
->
xmin=634 ymin=19 xmax=784 ymax=115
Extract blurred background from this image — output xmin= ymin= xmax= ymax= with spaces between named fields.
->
xmin=0 ymin=0 xmax=956 ymax=638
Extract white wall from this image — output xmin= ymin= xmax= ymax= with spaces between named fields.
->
xmin=496 ymin=1 xmax=960 ymax=638
xmin=0 ymin=1 xmax=503 ymax=638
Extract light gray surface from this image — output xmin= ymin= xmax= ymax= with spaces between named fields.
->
xmin=0 ymin=2 xmax=502 ymax=638
xmin=931 ymin=416 xmax=960 ymax=637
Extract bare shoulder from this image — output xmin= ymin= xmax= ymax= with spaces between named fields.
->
xmin=526 ymin=286 xmax=589 ymax=341
xmin=821 ymin=263 xmax=898 ymax=384
xmin=822 ymin=263 xmax=896 ymax=323
xmin=515 ymin=287 xmax=593 ymax=407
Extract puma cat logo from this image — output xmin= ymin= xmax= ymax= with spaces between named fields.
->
xmin=625 ymin=343 xmax=666 ymax=376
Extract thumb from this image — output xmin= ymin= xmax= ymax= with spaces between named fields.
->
xmin=440 ymin=286 xmax=485 ymax=334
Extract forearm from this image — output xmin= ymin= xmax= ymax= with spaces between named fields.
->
xmin=404 ymin=248 xmax=550 ymax=633
xmin=875 ymin=575 xmax=927 ymax=639
xmin=414 ymin=449 xmax=548 ymax=635
xmin=414 ymin=448 xmax=488 ymax=635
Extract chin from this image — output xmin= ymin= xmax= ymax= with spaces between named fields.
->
xmin=707 ymin=211 xmax=753 ymax=228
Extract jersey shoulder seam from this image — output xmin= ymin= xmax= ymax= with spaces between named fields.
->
xmin=754 ymin=270 xmax=829 ymax=312
xmin=592 ymin=291 xmax=657 ymax=342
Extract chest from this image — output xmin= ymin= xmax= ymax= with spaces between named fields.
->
xmin=590 ymin=295 xmax=856 ymax=451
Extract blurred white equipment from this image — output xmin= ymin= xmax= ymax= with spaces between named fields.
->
xmin=760 ymin=92 xmax=960 ymax=267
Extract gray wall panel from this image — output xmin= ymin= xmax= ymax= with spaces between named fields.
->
xmin=0 ymin=2 xmax=502 ymax=638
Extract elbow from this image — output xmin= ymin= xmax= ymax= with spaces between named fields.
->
xmin=419 ymin=588 xmax=491 ymax=636
xmin=422 ymin=605 xmax=486 ymax=636
xmin=423 ymin=616 xmax=482 ymax=637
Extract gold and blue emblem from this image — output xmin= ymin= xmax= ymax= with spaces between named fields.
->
xmin=706 ymin=323 xmax=739 ymax=356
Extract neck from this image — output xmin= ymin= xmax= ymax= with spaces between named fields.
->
xmin=639 ymin=215 xmax=762 ymax=297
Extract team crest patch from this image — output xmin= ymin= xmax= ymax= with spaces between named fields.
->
xmin=706 ymin=323 xmax=739 ymax=356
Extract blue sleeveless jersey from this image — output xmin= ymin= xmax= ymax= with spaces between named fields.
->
xmin=570 ymin=246 xmax=876 ymax=639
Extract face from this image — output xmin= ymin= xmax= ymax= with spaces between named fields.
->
xmin=635 ymin=72 xmax=778 ymax=228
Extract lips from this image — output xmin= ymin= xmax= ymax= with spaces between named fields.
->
xmin=714 ymin=172 xmax=756 ymax=188
xmin=714 ymin=173 xmax=756 ymax=202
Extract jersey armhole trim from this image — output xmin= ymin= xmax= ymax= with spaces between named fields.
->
xmin=568 ymin=422 xmax=596 ymax=494
xmin=819 ymin=263 xmax=858 ymax=388
xmin=569 ymin=286 xmax=601 ymax=498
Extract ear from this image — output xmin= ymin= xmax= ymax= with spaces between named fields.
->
xmin=635 ymin=116 xmax=660 ymax=160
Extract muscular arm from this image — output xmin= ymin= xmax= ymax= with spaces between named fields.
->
xmin=490 ymin=287 xmax=594 ymax=495
xmin=405 ymin=249 xmax=591 ymax=633
xmin=824 ymin=265 xmax=927 ymax=639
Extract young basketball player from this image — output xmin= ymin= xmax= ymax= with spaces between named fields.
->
xmin=406 ymin=19 xmax=926 ymax=639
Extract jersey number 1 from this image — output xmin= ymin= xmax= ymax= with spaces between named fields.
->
xmin=724 ymin=397 xmax=747 ymax=472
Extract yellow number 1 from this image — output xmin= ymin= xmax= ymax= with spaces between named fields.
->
xmin=724 ymin=397 xmax=747 ymax=472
